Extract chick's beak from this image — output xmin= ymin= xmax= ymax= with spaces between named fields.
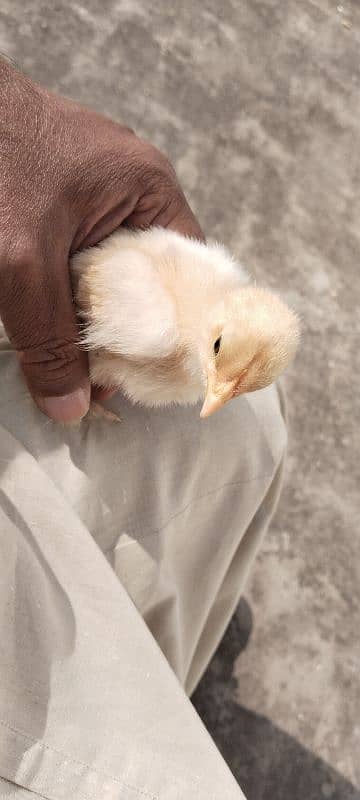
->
xmin=200 ymin=378 xmax=238 ymax=418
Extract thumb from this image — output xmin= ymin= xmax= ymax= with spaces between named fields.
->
xmin=0 ymin=239 xmax=90 ymax=422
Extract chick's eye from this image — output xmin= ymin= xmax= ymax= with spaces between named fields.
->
xmin=213 ymin=337 xmax=221 ymax=355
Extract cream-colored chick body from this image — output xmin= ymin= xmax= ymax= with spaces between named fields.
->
xmin=71 ymin=228 xmax=299 ymax=416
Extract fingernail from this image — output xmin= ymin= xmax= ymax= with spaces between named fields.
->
xmin=36 ymin=388 xmax=90 ymax=422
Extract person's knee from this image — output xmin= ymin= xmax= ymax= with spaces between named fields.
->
xmin=245 ymin=382 xmax=287 ymax=469
xmin=192 ymin=383 xmax=287 ymax=495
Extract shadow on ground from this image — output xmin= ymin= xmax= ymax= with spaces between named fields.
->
xmin=192 ymin=600 xmax=360 ymax=800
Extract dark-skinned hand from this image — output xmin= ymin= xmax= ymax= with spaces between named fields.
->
xmin=0 ymin=58 xmax=203 ymax=421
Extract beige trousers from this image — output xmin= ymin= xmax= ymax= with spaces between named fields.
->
xmin=0 ymin=325 xmax=287 ymax=799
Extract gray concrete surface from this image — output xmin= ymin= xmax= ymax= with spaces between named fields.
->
xmin=1 ymin=1 xmax=359 ymax=798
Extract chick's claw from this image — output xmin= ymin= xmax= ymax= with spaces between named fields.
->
xmin=88 ymin=401 xmax=122 ymax=423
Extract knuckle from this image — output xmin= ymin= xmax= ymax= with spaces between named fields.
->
xmin=138 ymin=142 xmax=178 ymax=187
xmin=19 ymin=338 xmax=84 ymax=396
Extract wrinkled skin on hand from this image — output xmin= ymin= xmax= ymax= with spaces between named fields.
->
xmin=0 ymin=59 xmax=203 ymax=422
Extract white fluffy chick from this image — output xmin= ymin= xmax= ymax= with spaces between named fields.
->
xmin=71 ymin=228 xmax=299 ymax=418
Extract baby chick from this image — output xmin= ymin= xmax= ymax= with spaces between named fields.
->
xmin=71 ymin=228 xmax=299 ymax=418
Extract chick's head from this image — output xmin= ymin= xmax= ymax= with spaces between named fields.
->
xmin=200 ymin=286 xmax=299 ymax=418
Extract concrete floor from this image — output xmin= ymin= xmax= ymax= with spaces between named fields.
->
xmin=1 ymin=1 xmax=359 ymax=798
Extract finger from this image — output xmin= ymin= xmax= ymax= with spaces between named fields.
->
xmin=165 ymin=201 xmax=205 ymax=241
xmin=161 ymin=193 xmax=205 ymax=241
xmin=0 ymin=238 xmax=90 ymax=422
xmin=128 ymin=191 xmax=205 ymax=241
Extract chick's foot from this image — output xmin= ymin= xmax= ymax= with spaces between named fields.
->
xmin=88 ymin=401 xmax=122 ymax=423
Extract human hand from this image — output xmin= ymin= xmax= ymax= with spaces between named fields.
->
xmin=0 ymin=59 xmax=202 ymax=422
